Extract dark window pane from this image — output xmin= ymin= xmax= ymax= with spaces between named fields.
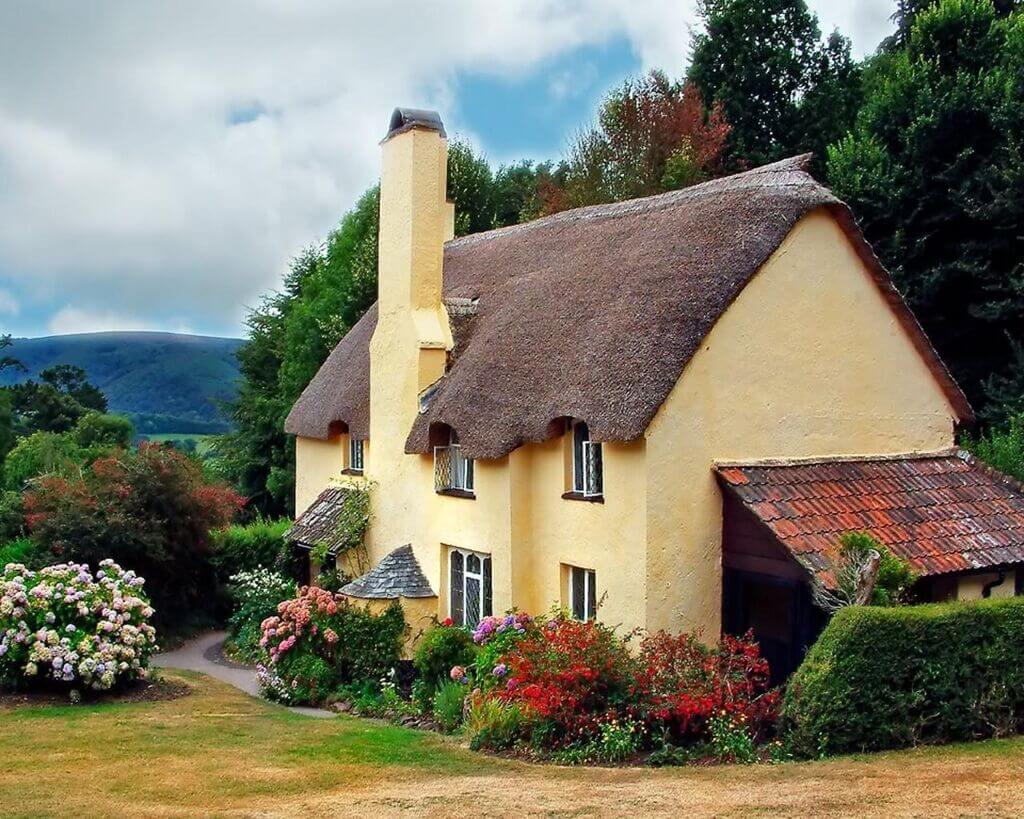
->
xmin=465 ymin=457 xmax=474 ymax=491
xmin=467 ymin=553 xmax=480 ymax=574
xmin=466 ymin=577 xmax=481 ymax=628
xmin=585 ymin=441 xmax=603 ymax=496
xmin=483 ymin=557 xmax=492 ymax=617
xmin=571 ymin=567 xmax=585 ymax=620
xmin=450 ymin=551 xmax=464 ymax=625
xmin=573 ymin=422 xmax=588 ymax=491
xmin=587 ymin=570 xmax=597 ymax=620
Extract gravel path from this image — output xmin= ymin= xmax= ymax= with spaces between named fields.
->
xmin=153 ymin=630 xmax=335 ymax=719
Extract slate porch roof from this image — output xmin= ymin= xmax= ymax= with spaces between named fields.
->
xmin=284 ymin=485 xmax=353 ymax=555
xmin=340 ymin=545 xmax=435 ymax=599
xmin=715 ymin=450 xmax=1024 ymax=586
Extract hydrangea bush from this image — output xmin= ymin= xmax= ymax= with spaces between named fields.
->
xmin=0 ymin=560 xmax=157 ymax=691
xmin=257 ymin=585 xmax=405 ymax=705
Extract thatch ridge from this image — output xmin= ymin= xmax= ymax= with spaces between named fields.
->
xmin=285 ymin=156 xmax=971 ymax=456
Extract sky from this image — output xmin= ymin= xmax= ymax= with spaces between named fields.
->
xmin=0 ymin=1 xmax=894 ymax=340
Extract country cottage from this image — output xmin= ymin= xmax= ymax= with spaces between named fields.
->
xmin=285 ymin=108 xmax=1024 ymax=676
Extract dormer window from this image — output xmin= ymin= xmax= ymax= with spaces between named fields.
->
xmin=571 ymin=421 xmax=603 ymax=498
xmin=348 ymin=438 xmax=364 ymax=473
xmin=435 ymin=429 xmax=475 ymax=497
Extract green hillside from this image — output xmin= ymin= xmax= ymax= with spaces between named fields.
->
xmin=1 ymin=332 xmax=243 ymax=434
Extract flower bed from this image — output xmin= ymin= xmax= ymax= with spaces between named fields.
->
xmin=256 ymin=585 xmax=406 ymax=705
xmin=340 ymin=607 xmax=782 ymax=765
xmin=0 ymin=559 xmax=157 ymax=694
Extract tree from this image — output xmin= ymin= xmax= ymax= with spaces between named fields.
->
xmin=688 ymin=0 xmax=861 ymax=169
xmin=2 ymin=431 xmax=85 ymax=491
xmin=72 ymin=411 xmax=134 ymax=448
xmin=827 ymin=0 xmax=1024 ymax=419
xmin=23 ymin=444 xmax=244 ymax=629
xmin=8 ymin=364 xmax=108 ymax=436
xmin=555 ymin=72 xmax=731 ymax=210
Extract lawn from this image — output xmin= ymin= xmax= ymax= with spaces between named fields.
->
xmin=139 ymin=433 xmax=215 ymax=455
xmin=2 ymin=671 xmax=1023 ymax=818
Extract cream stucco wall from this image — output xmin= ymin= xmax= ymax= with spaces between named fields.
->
xmin=643 ymin=208 xmax=958 ymax=636
xmin=957 ymin=570 xmax=1017 ymax=601
xmin=295 ymin=435 xmax=345 ymax=513
xmin=294 ymin=171 xmax=962 ymax=640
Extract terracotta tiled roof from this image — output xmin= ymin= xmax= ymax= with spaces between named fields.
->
xmin=716 ymin=451 xmax=1024 ymax=584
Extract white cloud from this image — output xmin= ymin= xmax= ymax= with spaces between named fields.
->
xmin=47 ymin=306 xmax=193 ymax=336
xmin=0 ymin=1 xmax=890 ymax=337
xmin=0 ymin=288 xmax=18 ymax=315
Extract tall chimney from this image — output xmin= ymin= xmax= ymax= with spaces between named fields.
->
xmin=370 ymin=108 xmax=453 ymax=455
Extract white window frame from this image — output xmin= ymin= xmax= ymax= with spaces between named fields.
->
xmin=348 ymin=438 xmax=364 ymax=473
xmin=568 ymin=565 xmax=597 ymax=621
xmin=449 ymin=547 xmax=491 ymax=627
xmin=571 ymin=420 xmax=603 ymax=497
xmin=436 ymin=429 xmax=474 ymax=493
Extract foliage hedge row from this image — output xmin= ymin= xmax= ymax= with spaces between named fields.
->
xmin=782 ymin=597 xmax=1024 ymax=757
xmin=209 ymin=517 xmax=291 ymax=582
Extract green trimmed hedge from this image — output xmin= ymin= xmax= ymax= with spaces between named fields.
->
xmin=782 ymin=598 xmax=1024 ymax=757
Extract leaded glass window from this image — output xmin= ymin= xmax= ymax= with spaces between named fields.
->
xmin=449 ymin=548 xmax=492 ymax=627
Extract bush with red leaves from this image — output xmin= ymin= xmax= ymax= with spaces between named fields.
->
xmin=23 ymin=443 xmax=244 ymax=628
xmin=634 ymin=629 xmax=779 ymax=743
xmin=494 ymin=614 xmax=636 ymax=745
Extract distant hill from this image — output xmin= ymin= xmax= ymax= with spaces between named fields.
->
xmin=1 ymin=332 xmax=243 ymax=434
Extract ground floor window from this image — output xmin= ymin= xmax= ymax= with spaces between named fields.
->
xmin=568 ymin=565 xmax=597 ymax=621
xmin=449 ymin=548 xmax=492 ymax=627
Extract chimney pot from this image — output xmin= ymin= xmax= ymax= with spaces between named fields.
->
xmin=385 ymin=107 xmax=446 ymax=141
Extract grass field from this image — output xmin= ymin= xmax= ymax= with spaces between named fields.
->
xmin=139 ymin=433 xmax=215 ymax=455
xmin=2 ymin=671 xmax=1023 ymax=817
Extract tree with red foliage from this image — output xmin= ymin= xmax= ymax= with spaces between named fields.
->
xmin=23 ymin=443 xmax=244 ymax=629
xmin=551 ymin=71 xmax=731 ymax=213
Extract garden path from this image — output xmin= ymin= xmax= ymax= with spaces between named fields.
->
xmin=153 ymin=630 xmax=335 ymax=719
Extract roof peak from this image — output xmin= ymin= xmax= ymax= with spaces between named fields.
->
xmin=447 ymin=154 xmax=819 ymax=250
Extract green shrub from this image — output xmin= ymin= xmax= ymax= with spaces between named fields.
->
xmin=210 ymin=517 xmax=291 ymax=581
xmin=0 ymin=537 xmax=41 ymax=569
xmin=782 ymin=598 xmax=1024 ymax=757
xmin=72 ymin=412 xmax=133 ymax=448
xmin=0 ymin=490 xmax=25 ymax=542
xmin=226 ymin=568 xmax=296 ymax=662
xmin=964 ymin=412 xmax=1024 ymax=483
xmin=258 ymin=588 xmax=407 ymax=705
xmin=432 ymin=681 xmax=467 ymax=732
xmin=465 ymin=697 xmax=526 ymax=751
xmin=413 ymin=620 xmax=477 ymax=694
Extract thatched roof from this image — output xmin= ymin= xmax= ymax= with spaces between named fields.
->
xmin=285 ymin=156 xmax=971 ymax=457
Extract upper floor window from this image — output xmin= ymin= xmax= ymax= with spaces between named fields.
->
xmin=435 ymin=429 xmax=474 ymax=496
xmin=572 ymin=421 xmax=603 ymax=497
xmin=568 ymin=565 xmax=597 ymax=621
xmin=449 ymin=547 xmax=492 ymax=628
xmin=348 ymin=438 xmax=364 ymax=473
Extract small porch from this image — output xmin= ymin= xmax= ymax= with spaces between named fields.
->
xmin=716 ymin=450 xmax=1024 ymax=681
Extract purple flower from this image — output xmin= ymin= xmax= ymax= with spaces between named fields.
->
xmin=492 ymin=663 xmax=506 ymax=677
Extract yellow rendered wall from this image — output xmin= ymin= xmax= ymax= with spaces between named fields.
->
xmin=295 ymin=435 xmax=345 ymax=513
xmin=957 ymin=571 xmax=1017 ymax=601
xmin=643 ymin=208 xmax=959 ymax=636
